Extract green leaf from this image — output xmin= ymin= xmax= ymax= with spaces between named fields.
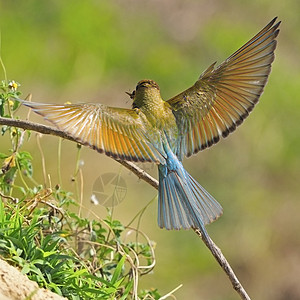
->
xmin=12 ymin=255 xmax=25 ymax=265
xmin=31 ymin=259 xmax=46 ymax=265
xmin=111 ymin=255 xmax=126 ymax=285
xmin=21 ymin=263 xmax=31 ymax=274
xmin=119 ymin=281 xmax=133 ymax=300
xmin=12 ymin=100 xmax=20 ymax=111
xmin=84 ymin=274 xmax=114 ymax=287
xmin=0 ymin=153 xmax=8 ymax=159
xmin=6 ymin=235 xmax=24 ymax=250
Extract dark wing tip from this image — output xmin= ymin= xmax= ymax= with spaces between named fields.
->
xmin=270 ymin=17 xmax=278 ymax=25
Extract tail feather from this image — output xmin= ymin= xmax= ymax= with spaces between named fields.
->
xmin=158 ymin=166 xmax=223 ymax=231
xmin=160 ymin=174 xmax=192 ymax=229
xmin=188 ymin=175 xmax=222 ymax=224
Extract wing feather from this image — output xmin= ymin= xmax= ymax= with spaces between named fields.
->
xmin=167 ymin=18 xmax=280 ymax=159
xmin=22 ymin=101 xmax=165 ymax=163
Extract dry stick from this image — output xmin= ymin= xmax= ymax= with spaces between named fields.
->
xmin=194 ymin=229 xmax=251 ymax=300
xmin=0 ymin=116 xmax=251 ymax=300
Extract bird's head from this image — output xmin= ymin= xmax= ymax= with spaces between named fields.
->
xmin=135 ymin=79 xmax=160 ymax=91
xmin=128 ymin=79 xmax=161 ymax=109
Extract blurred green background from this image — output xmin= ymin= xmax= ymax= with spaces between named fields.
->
xmin=1 ymin=0 xmax=300 ymax=299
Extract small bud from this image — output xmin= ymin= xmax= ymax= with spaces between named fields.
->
xmin=90 ymin=194 xmax=99 ymax=205
xmin=1 ymin=154 xmax=16 ymax=173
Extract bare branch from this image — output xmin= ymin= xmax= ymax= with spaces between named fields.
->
xmin=116 ymin=159 xmax=159 ymax=189
xmin=0 ymin=117 xmax=159 ymax=189
xmin=0 ymin=117 xmax=80 ymax=141
xmin=0 ymin=116 xmax=251 ymax=299
xmin=194 ymin=229 xmax=251 ymax=300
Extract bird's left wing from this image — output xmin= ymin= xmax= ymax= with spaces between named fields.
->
xmin=167 ymin=18 xmax=280 ymax=160
xmin=21 ymin=101 xmax=165 ymax=163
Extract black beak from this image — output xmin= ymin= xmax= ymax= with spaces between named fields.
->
xmin=125 ymin=90 xmax=135 ymax=100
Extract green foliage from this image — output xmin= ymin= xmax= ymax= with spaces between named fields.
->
xmin=0 ymin=192 xmax=151 ymax=299
xmin=0 ymin=81 xmax=164 ymax=299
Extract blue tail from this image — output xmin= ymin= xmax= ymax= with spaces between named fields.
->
xmin=158 ymin=160 xmax=223 ymax=232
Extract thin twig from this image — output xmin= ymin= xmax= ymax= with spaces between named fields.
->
xmin=0 ymin=116 xmax=251 ymax=299
xmin=0 ymin=191 xmax=18 ymax=203
xmin=36 ymin=134 xmax=48 ymax=187
xmin=194 ymin=229 xmax=251 ymax=300
xmin=159 ymin=284 xmax=183 ymax=300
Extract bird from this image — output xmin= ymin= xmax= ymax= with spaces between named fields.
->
xmin=17 ymin=18 xmax=280 ymax=236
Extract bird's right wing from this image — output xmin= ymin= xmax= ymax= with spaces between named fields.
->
xmin=21 ymin=101 xmax=166 ymax=163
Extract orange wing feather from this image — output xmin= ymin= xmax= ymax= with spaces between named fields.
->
xmin=168 ymin=18 xmax=280 ymax=159
xmin=22 ymin=101 xmax=166 ymax=163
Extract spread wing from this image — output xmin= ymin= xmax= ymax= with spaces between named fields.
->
xmin=21 ymin=101 xmax=165 ymax=163
xmin=167 ymin=18 xmax=280 ymax=159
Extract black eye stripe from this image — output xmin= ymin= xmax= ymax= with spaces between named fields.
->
xmin=136 ymin=80 xmax=160 ymax=91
